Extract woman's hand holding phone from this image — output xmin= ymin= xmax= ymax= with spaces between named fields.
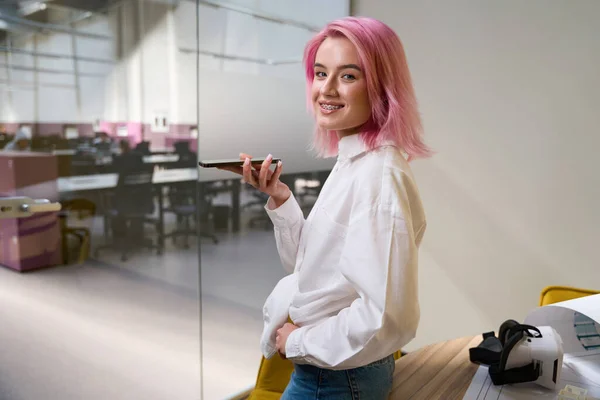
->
xmin=218 ymin=153 xmax=291 ymax=208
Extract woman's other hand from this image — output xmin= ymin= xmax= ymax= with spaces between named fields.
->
xmin=276 ymin=322 xmax=299 ymax=358
xmin=218 ymin=153 xmax=291 ymax=208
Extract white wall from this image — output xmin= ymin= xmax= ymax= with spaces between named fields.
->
xmin=75 ymin=13 xmax=117 ymax=122
xmin=353 ymin=0 xmax=600 ymax=351
xmin=1 ymin=37 xmax=36 ymax=122
xmin=0 ymin=9 xmax=114 ymax=125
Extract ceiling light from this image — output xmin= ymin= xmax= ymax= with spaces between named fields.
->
xmin=18 ymin=2 xmax=47 ymax=16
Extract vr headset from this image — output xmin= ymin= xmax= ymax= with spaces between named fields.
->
xmin=469 ymin=319 xmax=564 ymax=390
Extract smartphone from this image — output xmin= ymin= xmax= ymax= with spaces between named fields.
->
xmin=198 ymin=157 xmax=281 ymax=168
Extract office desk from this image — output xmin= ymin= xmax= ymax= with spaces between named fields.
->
xmin=58 ymin=173 xmax=119 ymax=192
xmin=57 ymin=169 xmax=242 ymax=246
xmin=142 ymin=154 xmax=179 ymax=164
xmin=57 ymin=168 xmax=198 ymax=193
xmin=390 ymin=335 xmax=480 ymax=400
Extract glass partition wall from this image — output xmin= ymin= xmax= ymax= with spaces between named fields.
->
xmin=0 ymin=1 xmax=347 ymax=399
xmin=0 ymin=1 xmax=203 ymax=398
xmin=194 ymin=1 xmax=349 ymax=398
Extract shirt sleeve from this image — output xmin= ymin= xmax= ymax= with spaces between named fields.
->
xmin=284 ymin=205 xmax=420 ymax=369
xmin=264 ymin=193 xmax=306 ymax=274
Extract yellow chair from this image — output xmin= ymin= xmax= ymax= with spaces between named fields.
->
xmin=247 ymin=353 xmax=294 ymax=400
xmin=247 ymin=341 xmax=402 ymax=399
xmin=539 ymin=285 xmax=599 ymax=306
xmin=59 ymin=198 xmax=96 ymax=264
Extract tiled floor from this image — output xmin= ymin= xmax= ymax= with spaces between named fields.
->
xmin=0 ymin=226 xmax=286 ymax=400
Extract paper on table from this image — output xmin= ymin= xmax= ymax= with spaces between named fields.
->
xmin=463 ymin=294 xmax=600 ymax=400
xmin=526 ymin=295 xmax=600 ymax=355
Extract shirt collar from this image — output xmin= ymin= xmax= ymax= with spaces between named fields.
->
xmin=337 ymin=134 xmax=368 ymax=161
xmin=337 ymin=133 xmax=397 ymax=161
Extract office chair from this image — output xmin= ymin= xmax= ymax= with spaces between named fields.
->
xmin=135 ymin=141 xmax=151 ymax=155
xmin=163 ymin=181 xmax=219 ymax=247
xmin=94 ymin=158 xmax=162 ymax=261
xmin=161 ymin=146 xmax=219 ymax=246
xmin=539 ymin=286 xmax=599 ymax=306
xmin=31 ymin=137 xmax=50 ymax=152
xmin=70 ymin=151 xmax=99 ymax=176
xmin=173 ymin=141 xmax=191 ymax=155
xmin=54 ymin=138 xmax=70 ymax=150
xmin=67 ymin=138 xmax=83 ymax=149
xmin=172 ymin=141 xmax=197 ymax=168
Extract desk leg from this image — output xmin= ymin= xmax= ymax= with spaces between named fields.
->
xmin=231 ymin=179 xmax=240 ymax=232
xmin=102 ymin=192 xmax=110 ymax=243
xmin=59 ymin=216 xmax=69 ymax=264
xmin=157 ymin=186 xmax=165 ymax=252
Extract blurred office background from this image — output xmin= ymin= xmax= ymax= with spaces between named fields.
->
xmin=0 ymin=1 xmax=346 ymax=399
xmin=0 ymin=0 xmax=598 ymax=399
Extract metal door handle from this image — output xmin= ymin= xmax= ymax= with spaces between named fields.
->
xmin=0 ymin=197 xmax=62 ymax=219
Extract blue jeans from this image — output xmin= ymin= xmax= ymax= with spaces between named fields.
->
xmin=280 ymin=355 xmax=395 ymax=400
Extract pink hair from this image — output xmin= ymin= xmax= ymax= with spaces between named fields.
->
xmin=303 ymin=17 xmax=432 ymax=160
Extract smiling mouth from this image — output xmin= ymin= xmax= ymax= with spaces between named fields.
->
xmin=320 ymin=103 xmax=344 ymax=111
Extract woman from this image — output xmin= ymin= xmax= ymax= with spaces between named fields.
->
xmin=223 ymin=17 xmax=430 ymax=399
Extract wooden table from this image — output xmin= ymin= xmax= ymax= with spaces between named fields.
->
xmin=390 ymin=335 xmax=482 ymax=399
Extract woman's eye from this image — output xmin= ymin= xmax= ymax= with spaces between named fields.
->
xmin=315 ymin=71 xmax=326 ymax=78
xmin=342 ymin=74 xmax=356 ymax=80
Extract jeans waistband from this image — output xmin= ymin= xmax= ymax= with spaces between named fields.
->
xmin=295 ymin=354 xmax=394 ymax=372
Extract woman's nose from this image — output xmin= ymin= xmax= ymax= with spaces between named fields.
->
xmin=320 ymin=78 xmax=338 ymax=97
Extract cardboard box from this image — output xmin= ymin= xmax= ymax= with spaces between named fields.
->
xmin=0 ymin=152 xmax=62 ymax=271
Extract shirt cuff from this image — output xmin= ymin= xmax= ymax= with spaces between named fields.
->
xmin=285 ymin=326 xmax=306 ymax=360
xmin=264 ymin=193 xmax=304 ymax=228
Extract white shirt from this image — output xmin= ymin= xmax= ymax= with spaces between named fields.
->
xmin=262 ymin=133 xmax=427 ymax=370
